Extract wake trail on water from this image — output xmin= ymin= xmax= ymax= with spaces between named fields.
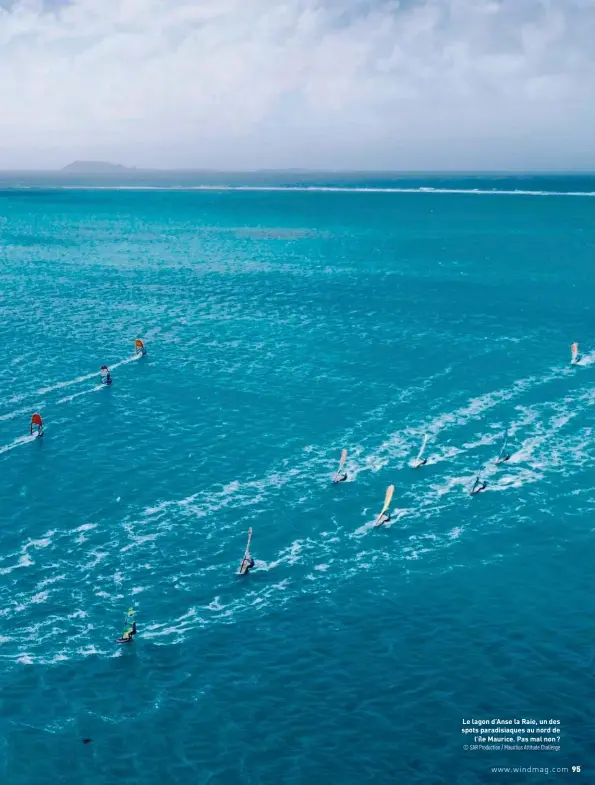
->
xmin=2 ymin=355 xmax=594 ymax=662
xmin=0 ymin=433 xmax=39 ymax=455
xmin=0 ymin=403 xmax=45 ymax=424
xmin=0 ymin=355 xmax=141 ymax=456
xmin=0 ymin=354 xmax=140 ymax=410
xmin=56 ymin=384 xmax=105 ymax=405
xmin=108 ymin=352 xmax=595 ymax=552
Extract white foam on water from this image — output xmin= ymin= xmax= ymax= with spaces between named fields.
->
xmin=0 ymin=403 xmax=45 ymax=423
xmin=352 ymin=518 xmax=381 ymax=537
xmin=50 ymin=653 xmax=70 ymax=663
xmin=574 ymin=350 xmax=595 ymax=367
xmin=57 ymin=383 xmax=104 ymax=404
xmin=0 ymin=353 xmax=140 ymax=408
xmin=24 ymin=532 xmax=55 ymax=551
xmin=0 ymin=371 xmax=97 ymax=407
xmin=265 ymin=539 xmax=307 ymax=570
xmin=41 ymin=184 xmax=595 ymax=197
xmin=74 ymin=523 xmax=98 ymax=533
xmin=4 ymin=355 xmax=595 ymax=662
xmin=0 ymin=433 xmax=38 ymax=455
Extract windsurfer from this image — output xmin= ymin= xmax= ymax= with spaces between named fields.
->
xmin=238 ymin=528 xmax=255 ymax=575
xmin=571 ymin=342 xmax=581 ymax=365
xmin=413 ymin=435 xmax=428 ymax=469
xmin=333 ymin=449 xmax=348 ymax=483
xmin=239 ymin=555 xmax=255 ymax=575
xmin=117 ymin=610 xmax=137 ymax=643
xmin=30 ymin=413 xmax=43 ymax=437
xmin=374 ymin=484 xmax=395 ymax=526
xmin=470 ymin=477 xmax=487 ymax=495
xmin=118 ymin=622 xmax=136 ymax=643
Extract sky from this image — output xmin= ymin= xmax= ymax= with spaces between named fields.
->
xmin=0 ymin=0 xmax=594 ymax=170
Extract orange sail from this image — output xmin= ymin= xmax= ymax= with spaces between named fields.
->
xmin=30 ymin=412 xmax=43 ymax=435
xmin=135 ymin=339 xmax=146 ymax=355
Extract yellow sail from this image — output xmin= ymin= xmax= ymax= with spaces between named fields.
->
xmin=375 ymin=485 xmax=394 ymax=523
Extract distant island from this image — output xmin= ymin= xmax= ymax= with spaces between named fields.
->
xmin=59 ymin=161 xmax=325 ymax=174
xmin=61 ymin=161 xmax=135 ymax=173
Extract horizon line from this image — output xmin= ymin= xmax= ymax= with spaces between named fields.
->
xmin=1 ymin=167 xmax=595 ymax=175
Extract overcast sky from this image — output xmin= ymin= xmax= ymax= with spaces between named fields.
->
xmin=0 ymin=0 xmax=594 ymax=170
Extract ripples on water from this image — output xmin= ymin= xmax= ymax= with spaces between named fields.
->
xmin=1 ymin=179 xmax=594 ymax=783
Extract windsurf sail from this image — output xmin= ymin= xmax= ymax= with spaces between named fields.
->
xmin=470 ymin=474 xmax=484 ymax=493
xmin=238 ymin=528 xmax=253 ymax=574
xmin=135 ymin=339 xmax=146 ymax=355
xmin=119 ymin=608 xmax=135 ymax=641
xmin=100 ymin=366 xmax=111 ymax=384
xmin=497 ymin=428 xmax=508 ymax=462
xmin=333 ymin=449 xmax=347 ymax=481
xmin=571 ymin=342 xmax=579 ymax=364
xmin=30 ymin=412 xmax=43 ymax=435
xmin=375 ymin=485 xmax=394 ymax=524
xmin=415 ymin=434 xmax=428 ymax=464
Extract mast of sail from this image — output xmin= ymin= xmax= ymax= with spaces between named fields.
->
xmin=333 ymin=449 xmax=347 ymax=481
xmin=498 ymin=427 xmax=508 ymax=461
xmin=239 ymin=528 xmax=253 ymax=574
xmin=416 ymin=434 xmax=428 ymax=463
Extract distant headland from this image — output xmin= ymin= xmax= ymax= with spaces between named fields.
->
xmin=61 ymin=161 xmax=136 ymax=173
xmin=59 ymin=162 xmax=322 ymax=174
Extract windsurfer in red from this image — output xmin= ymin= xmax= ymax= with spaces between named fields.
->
xmin=30 ymin=413 xmax=43 ymax=436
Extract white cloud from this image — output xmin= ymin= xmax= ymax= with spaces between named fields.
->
xmin=0 ymin=0 xmax=594 ymax=169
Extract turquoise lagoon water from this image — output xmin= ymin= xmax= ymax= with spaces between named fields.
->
xmin=0 ymin=174 xmax=594 ymax=783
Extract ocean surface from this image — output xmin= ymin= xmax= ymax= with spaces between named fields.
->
xmin=1 ymin=173 xmax=594 ymax=784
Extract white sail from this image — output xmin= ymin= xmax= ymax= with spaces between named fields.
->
xmin=238 ymin=528 xmax=253 ymax=574
xmin=497 ymin=428 xmax=508 ymax=461
xmin=333 ymin=449 xmax=347 ymax=482
xmin=416 ymin=434 xmax=428 ymax=463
